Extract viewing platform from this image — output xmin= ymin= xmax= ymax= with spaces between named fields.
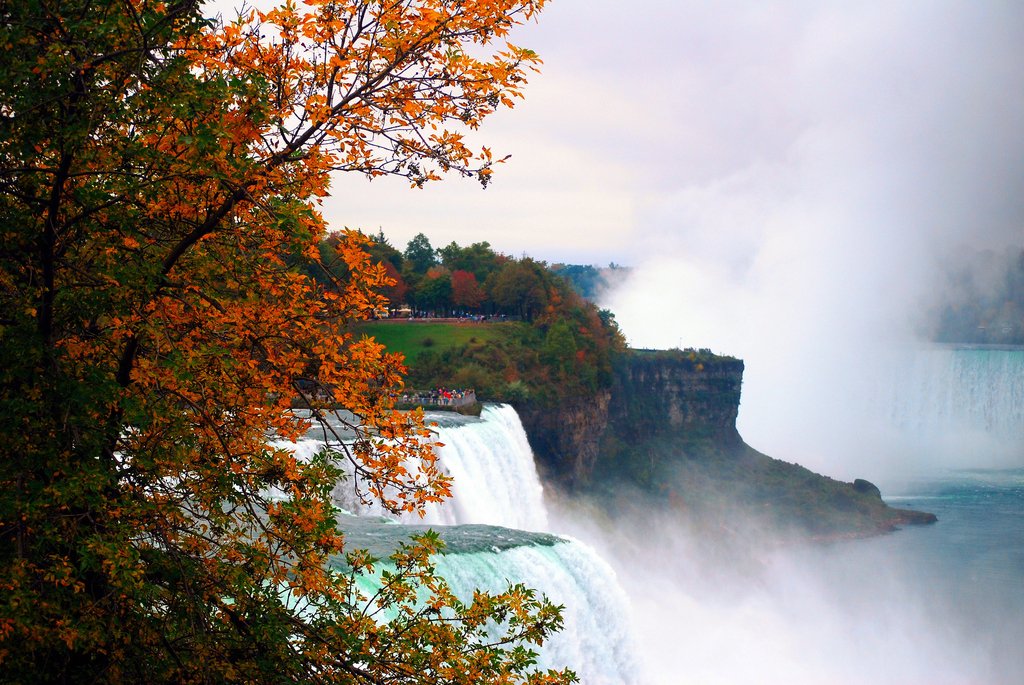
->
xmin=395 ymin=389 xmax=480 ymax=415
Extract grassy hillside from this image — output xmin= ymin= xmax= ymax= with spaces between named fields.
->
xmin=358 ymin=315 xmax=622 ymax=406
xmin=356 ymin=322 xmax=511 ymax=364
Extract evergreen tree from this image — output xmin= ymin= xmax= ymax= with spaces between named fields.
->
xmin=404 ymin=233 xmax=438 ymax=274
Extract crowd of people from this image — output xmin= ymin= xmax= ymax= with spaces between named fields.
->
xmin=398 ymin=388 xmax=476 ymax=407
xmin=375 ymin=310 xmax=510 ymax=322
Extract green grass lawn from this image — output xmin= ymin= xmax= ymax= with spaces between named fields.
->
xmin=355 ymin=322 xmax=511 ymax=363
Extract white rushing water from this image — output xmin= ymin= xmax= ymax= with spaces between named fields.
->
xmin=317 ymin=404 xmax=643 ymax=683
xmin=430 ymin=542 xmax=643 ymax=684
xmin=346 ymin=528 xmax=643 ymax=684
xmin=424 ymin=404 xmax=548 ymax=530
xmin=286 ymin=403 xmax=642 ymax=683
xmin=287 ymin=404 xmax=548 ymax=529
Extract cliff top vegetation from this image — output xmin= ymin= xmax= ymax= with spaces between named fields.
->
xmin=631 ymin=347 xmax=740 ymax=365
xmin=337 ymin=231 xmax=751 ymax=409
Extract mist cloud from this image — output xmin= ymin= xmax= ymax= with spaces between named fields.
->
xmin=583 ymin=1 xmax=1024 ymax=476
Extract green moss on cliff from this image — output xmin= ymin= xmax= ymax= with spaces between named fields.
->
xmin=590 ymin=431 xmax=936 ymax=537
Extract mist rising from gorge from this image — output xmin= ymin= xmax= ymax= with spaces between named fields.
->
xmin=591 ymin=1 xmax=1024 ymax=481
xmin=549 ymin=492 xmax=1024 ymax=685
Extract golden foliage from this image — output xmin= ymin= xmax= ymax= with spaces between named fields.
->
xmin=0 ymin=0 xmax=573 ymax=682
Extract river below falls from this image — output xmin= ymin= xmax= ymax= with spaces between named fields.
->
xmin=558 ymin=468 xmax=1024 ymax=685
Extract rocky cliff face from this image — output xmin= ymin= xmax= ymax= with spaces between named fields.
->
xmin=514 ymin=390 xmax=611 ymax=483
xmin=516 ymin=349 xmax=937 ymax=535
xmin=607 ymin=352 xmax=743 ymax=445
xmin=516 ymin=350 xmax=744 ymax=485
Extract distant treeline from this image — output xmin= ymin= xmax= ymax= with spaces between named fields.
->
xmin=299 ymin=230 xmax=626 ymax=320
xmin=548 ymin=263 xmax=629 ymax=302
xmin=929 ymin=246 xmax=1024 ymax=345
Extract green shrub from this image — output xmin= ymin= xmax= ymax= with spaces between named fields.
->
xmin=504 ymin=379 xmax=531 ymax=402
xmin=452 ymin=363 xmax=490 ymax=391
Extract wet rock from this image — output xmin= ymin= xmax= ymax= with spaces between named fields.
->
xmin=853 ymin=479 xmax=882 ymax=498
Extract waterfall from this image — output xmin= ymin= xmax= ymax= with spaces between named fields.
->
xmin=426 ymin=404 xmax=548 ymax=530
xmin=300 ymin=404 xmax=547 ymax=530
xmin=283 ymin=403 xmax=642 ymax=683
xmin=431 ymin=542 xmax=642 ymax=684
xmin=876 ymin=346 xmax=1024 ymax=458
xmin=341 ymin=517 xmax=643 ymax=685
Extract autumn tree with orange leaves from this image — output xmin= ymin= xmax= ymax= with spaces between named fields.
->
xmin=0 ymin=0 xmax=574 ymax=683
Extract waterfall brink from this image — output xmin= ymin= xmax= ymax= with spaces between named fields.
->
xmin=288 ymin=404 xmax=642 ymax=684
xmin=878 ymin=347 xmax=1024 ymax=458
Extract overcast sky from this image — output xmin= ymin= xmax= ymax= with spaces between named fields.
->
xmin=324 ymin=0 xmax=1024 ymax=264
xmin=321 ymin=0 xmax=1024 ymax=475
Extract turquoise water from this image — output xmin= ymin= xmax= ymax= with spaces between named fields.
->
xmin=883 ymin=469 xmax=1024 ymax=596
xmin=334 ymin=515 xmax=560 ymax=561
xmin=881 ymin=469 xmax=1024 ymax=682
xmin=794 ymin=469 xmax=1024 ymax=683
xmin=332 ymin=516 xmax=642 ymax=683
xmin=611 ymin=469 xmax=1024 ymax=684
